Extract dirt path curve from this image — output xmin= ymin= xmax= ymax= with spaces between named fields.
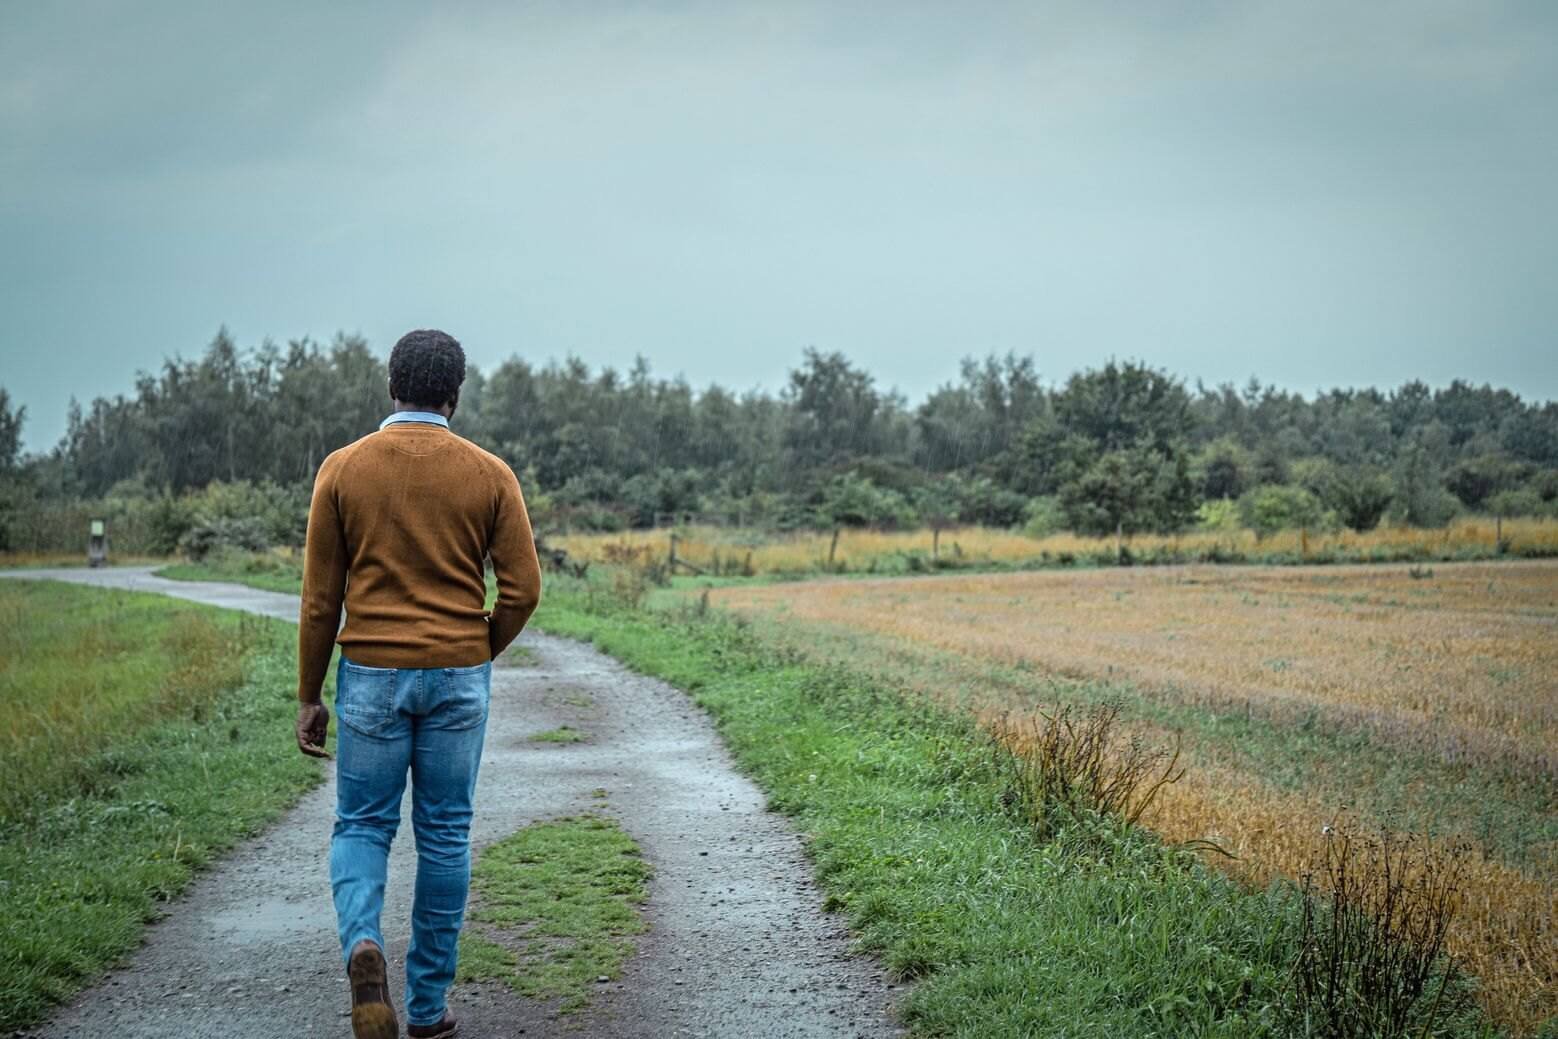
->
xmin=2 ymin=567 xmax=901 ymax=1039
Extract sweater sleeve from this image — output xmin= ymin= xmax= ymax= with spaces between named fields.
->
xmin=487 ymin=462 xmax=543 ymax=659
xmin=297 ymin=455 xmax=348 ymax=702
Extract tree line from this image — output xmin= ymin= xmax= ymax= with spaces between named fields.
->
xmin=1 ymin=329 xmax=1555 ymax=552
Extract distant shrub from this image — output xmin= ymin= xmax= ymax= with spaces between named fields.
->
xmin=143 ymin=493 xmax=197 ymax=555
xmin=1196 ymin=497 xmax=1241 ymax=532
xmin=1240 ymin=485 xmax=1325 ymax=540
xmin=1319 ymin=466 xmax=1396 ymax=532
xmin=188 ymin=481 xmax=308 ymax=547
xmin=959 ymin=477 xmax=1028 ymax=528
xmin=178 ymin=517 xmax=271 ymax=561
xmin=1020 ymin=496 xmax=1065 ymax=538
xmin=1486 ymin=488 xmax=1545 ymax=518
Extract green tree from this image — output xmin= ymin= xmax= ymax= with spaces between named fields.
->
xmin=1443 ymin=454 xmax=1525 ymax=509
xmin=1060 ymin=450 xmax=1150 ymax=543
xmin=0 ymin=388 xmax=23 ymax=473
xmin=912 ymin=478 xmax=965 ymax=560
xmin=1315 ymin=465 xmax=1395 ymax=533
xmin=1394 ymin=438 xmax=1459 ymax=528
xmin=1195 ymin=437 xmax=1251 ymax=500
xmin=1486 ymin=488 xmax=1544 ymax=518
xmin=1052 ymin=360 xmax=1194 ymax=455
xmin=1044 ymin=362 xmax=1199 ymax=541
xmin=1238 ymin=485 xmax=1325 ymax=540
xmin=783 ymin=350 xmax=901 ymax=472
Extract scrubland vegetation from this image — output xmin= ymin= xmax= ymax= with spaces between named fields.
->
xmin=143 ymin=537 xmax=1556 ymax=1032
xmin=713 ymin=561 xmax=1558 ymax=1033
xmin=0 ymin=581 xmax=321 ymax=1030
xmin=556 ymin=515 xmax=1558 ymax=576
xmin=532 ymin=573 xmax=1510 ymax=1038
xmin=103 ymin=538 xmax=1557 ymax=1035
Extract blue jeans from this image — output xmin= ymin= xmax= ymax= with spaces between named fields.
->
xmin=330 ymin=656 xmax=491 ymax=1028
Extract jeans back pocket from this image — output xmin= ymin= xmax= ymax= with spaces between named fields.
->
xmin=337 ymin=659 xmax=400 ymax=737
xmin=431 ymin=662 xmax=491 ymax=731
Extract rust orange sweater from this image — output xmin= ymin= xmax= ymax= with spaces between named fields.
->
xmin=296 ymin=421 xmax=542 ymax=702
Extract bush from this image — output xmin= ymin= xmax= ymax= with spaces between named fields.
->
xmin=1020 ymin=496 xmax=1065 ymax=538
xmin=0 ymin=479 xmax=27 ymax=553
xmin=1395 ymin=485 xmax=1461 ymax=530
xmin=1486 ymin=488 xmax=1545 ymax=518
xmin=1239 ymin=485 xmax=1325 ymax=539
xmin=143 ymin=494 xmax=196 ymax=555
xmin=178 ymin=517 xmax=271 ymax=561
xmin=991 ymin=702 xmax=1184 ymax=839
xmin=960 ymin=477 xmax=1029 ymax=528
xmin=1318 ymin=466 xmax=1396 ymax=533
xmin=186 ymin=481 xmax=308 ymax=547
xmin=1196 ymin=497 xmax=1241 ymax=532
xmin=818 ymin=473 xmax=914 ymax=530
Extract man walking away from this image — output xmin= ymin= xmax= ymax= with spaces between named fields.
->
xmin=294 ymin=329 xmax=542 ymax=1039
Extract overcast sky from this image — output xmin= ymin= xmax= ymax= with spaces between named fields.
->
xmin=2 ymin=0 xmax=1555 ymax=452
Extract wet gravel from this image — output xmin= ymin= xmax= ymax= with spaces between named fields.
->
xmin=2 ymin=568 xmax=902 ymax=1038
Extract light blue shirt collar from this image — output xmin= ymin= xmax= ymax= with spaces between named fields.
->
xmin=379 ymin=410 xmax=450 ymax=430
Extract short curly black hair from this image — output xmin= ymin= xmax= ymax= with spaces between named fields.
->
xmin=388 ymin=329 xmax=466 ymax=409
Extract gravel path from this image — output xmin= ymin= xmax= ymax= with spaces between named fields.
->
xmin=2 ymin=567 xmax=901 ymax=1038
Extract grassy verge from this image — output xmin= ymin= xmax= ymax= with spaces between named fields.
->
xmin=530 ymin=581 xmax=1496 ymax=1038
xmin=0 ymin=580 xmax=329 ymax=1031
xmin=458 ymin=815 xmax=649 ymax=1012
xmin=742 ymin=617 xmax=1556 ymax=875
xmin=157 ymin=552 xmax=304 ymax=594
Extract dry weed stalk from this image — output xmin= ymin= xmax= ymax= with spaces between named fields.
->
xmin=994 ymin=701 xmax=1185 ymax=834
xmin=1294 ymin=822 xmax=1474 ymax=1038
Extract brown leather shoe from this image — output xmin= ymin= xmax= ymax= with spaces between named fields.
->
xmin=407 ymin=1011 xmax=459 ymax=1038
xmin=346 ymin=941 xmax=398 ymax=1039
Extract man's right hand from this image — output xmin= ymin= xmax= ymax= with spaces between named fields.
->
xmin=296 ymin=700 xmax=332 ymax=759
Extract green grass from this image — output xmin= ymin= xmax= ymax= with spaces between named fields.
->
xmin=457 ymin=815 xmax=649 ymax=1012
xmin=530 ymin=580 xmax=1495 ymax=1039
xmin=529 ymin=725 xmax=588 ymax=743
xmin=157 ymin=552 xmax=304 ymax=594
xmin=0 ymin=580 xmax=330 ymax=1031
xmin=143 ymin=553 xmax=1508 ymax=1035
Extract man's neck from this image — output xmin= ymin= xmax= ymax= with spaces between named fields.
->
xmin=391 ymin=399 xmax=454 ymax=420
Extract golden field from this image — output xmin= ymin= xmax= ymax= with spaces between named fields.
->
xmin=553 ymin=516 xmax=1558 ymax=576
xmin=713 ymin=561 xmax=1558 ymax=1034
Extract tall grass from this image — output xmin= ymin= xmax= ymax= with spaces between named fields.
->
xmin=0 ymin=581 xmax=255 ymax=823
xmin=554 ymin=516 xmax=1558 ymax=577
xmin=0 ymin=579 xmax=324 ymax=1030
xmin=992 ymin=702 xmax=1185 ymax=836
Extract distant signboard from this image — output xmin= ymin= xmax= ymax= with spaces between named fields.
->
xmin=90 ymin=520 xmax=106 ymax=537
